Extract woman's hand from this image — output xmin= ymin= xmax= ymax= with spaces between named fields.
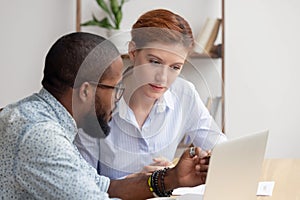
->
xmin=126 ymin=157 xmax=175 ymax=178
xmin=141 ymin=157 xmax=175 ymax=174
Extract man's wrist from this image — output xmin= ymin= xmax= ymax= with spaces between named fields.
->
xmin=147 ymin=168 xmax=178 ymax=197
xmin=160 ymin=167 xmax=179 ymax=192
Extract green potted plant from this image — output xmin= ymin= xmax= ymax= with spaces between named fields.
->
xmin=81 ymin=0 xmax=127 ymax=30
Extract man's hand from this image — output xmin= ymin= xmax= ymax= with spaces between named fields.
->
xmin=110 ymin=147 xmax=211 ymax=200
xmin=173 ymin=147 xmax=210 ymax=187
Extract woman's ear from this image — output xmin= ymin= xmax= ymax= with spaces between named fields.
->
xmin=128 ymin=41 xmax=136 ymax=62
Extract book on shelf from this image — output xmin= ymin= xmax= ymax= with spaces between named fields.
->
xmin=193 ymin=18 xmax=222 ymax=56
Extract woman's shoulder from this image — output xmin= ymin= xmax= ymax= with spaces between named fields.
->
xmin=170 ymin=76 xmax=196 ymax=95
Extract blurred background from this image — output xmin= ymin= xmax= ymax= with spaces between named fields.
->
xmin=1 ymin=0 xmax=299 ymax=158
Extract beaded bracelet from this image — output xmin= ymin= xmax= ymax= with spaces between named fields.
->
xmin=152 ymin=170 xmax=164 ymax=197
xmin=161 ymin=167 xmax=173 ymax=196
xmin=148 ymin=168 xmax=174 ymax=197
xmin=161 ymin=167 xmax=173 ymax=197
xmin=147 ymin=176 xmax=154 ymax=192
xmin=148 ymin=170 xmax=160 ymax=197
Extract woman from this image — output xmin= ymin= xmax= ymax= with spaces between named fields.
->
xmin=76 ymin=9 xmax=227 ymax=179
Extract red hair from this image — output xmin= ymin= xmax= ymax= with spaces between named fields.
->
xmin=131 ymin=9 xmax=194 ymax=52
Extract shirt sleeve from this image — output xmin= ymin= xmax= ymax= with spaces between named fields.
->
xmin=183 ymin=83 xmax=227 ymax=151
xmin=15 ymin=122 xmax=114 ymax=200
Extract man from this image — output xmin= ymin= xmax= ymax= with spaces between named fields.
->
xmin=0 ymin=32 xmax=209 ymax=199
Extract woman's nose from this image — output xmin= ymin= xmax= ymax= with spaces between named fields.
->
xmin=154 ymin=65 xmax=168 ymax=83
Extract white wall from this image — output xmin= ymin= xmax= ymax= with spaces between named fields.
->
xmin=0 ymin=0 xmax=220 ymax=107
xmin=0 ymin=0 xmax=76 ymax=107
xmin=2 ymin=0 xmax=299 ymax=158
xmin=225 ymin=0 xmax=300 ymax=158
xmin=81 ymin=0 xmax=221 ymax=38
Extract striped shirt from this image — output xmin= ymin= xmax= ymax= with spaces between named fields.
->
xmin=76 ymin=77 xmax=227 ymax=179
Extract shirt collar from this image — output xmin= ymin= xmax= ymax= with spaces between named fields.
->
xmin=156 ymin=89 xmax=174 ymax=113
xmin=117 ymin=89 xmax=175 ymax=120
xmin=38 ymin=88 xmax=78 ymax=142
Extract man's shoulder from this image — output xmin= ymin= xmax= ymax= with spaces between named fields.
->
xmin=16 ymin=93 xmax=56 ymax=122
xmin=1 ymin=92 xmax=64 ymax=134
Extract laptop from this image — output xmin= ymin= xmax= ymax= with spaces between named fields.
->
xmin=176 ymin=129 xmax=269 ymax=200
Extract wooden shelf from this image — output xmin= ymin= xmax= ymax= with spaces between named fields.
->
xmin=190 ymin=44 xmax=222 ymax=59
xmin=121 ymin=54 xmax=129 ymax=59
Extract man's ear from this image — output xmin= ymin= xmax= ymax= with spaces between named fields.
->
xmin=128 ymin=41 xmax=137 ymax=62
xmin=78 ymin=82 xmax=93 ymax=102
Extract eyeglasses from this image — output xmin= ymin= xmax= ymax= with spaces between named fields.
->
xmin=89 ymin=81 xmax=125 ymax=101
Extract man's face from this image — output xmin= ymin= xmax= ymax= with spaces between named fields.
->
xmin=95 ymin=57 xmax=123 ymax=121
xmin=83 ymin=57 xmax=123 ymax=138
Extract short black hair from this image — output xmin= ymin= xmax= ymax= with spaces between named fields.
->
xmin=42 ymin=32 xmax=120 ymax=97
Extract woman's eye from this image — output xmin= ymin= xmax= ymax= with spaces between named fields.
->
xmin=171 ymin=65 xmax=181 ymax=71
xmin=149 ymin=59 xmax=161 ymax=65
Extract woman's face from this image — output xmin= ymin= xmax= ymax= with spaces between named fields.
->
xmin=130 ymin=42 xmax=188 ymax=100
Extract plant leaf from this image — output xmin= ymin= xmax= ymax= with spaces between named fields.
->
xmin=97 ymin=17 xmax=115 ymax=29
xmin=92 ymin=14 xmax=97 ymax=21
xmin=110 ymin=0 xmax=119 ymax=16
xmin=81 ymin=20 xmax=101 ymax=26
xmin=96 ymin=0 xmax=110 ymax=14
xmin=81 ymin=17 xmax=114 ymax=29
xmin=115 ymin=10 xmax=122 ymax=29
xmin=83 ymin=0 xmax=127 ymax=30
xmin=80 ymin=14 xmax=100 ymax=26
xmin=120 ymin=0 xmax=126 ymax=7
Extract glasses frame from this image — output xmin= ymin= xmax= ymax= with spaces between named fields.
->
xmin=89 ymin=81 xmax=125 ymax=101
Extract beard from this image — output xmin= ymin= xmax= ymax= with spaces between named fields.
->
xmin=97 ymin=113 xmax=111 ymax=136
xmin=81 ymin=96 xmax=112 ymax=138
xmin=81 ymin=112 xmax=111 ymax=138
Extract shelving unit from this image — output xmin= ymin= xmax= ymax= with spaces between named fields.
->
xmin=192 ymin=0 xmax=225 ymax=132
xmin=185 ymin=10 xmax=225 ymax=133
xmin=75 ymin=0 xmax=225 ymax=132
xmin=221 ymin=0 xmax=225 ymax=133
xmin=190 ymin=44 xmax=222 ymax=59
